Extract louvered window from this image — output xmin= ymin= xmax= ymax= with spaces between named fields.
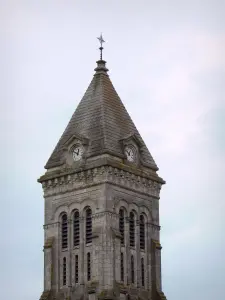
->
xmin=73 ymin=211 xmax=80 ymax=246
xmin=61 ymin=214 xmax=68 ymax=249
xmin=86 ymin=208 xmax=92 ymax=244
xmin=121 ymin=252 xmax=124 ymax=282
xmin=87 ymin=252 xmax=91 ymax=281
xmin=63 ymin=257 xmax=66 ymax=286
xmin=75 ymin=255 xmax=79 ymax=283
xmin=129 ymin=212 xmax=135 ymax=247
xmin=131 ymin=255 xmax=134 ymax=284
xmin=119 ymin=209 xmax=125 ymax=245
xmin=140 ymin=215 xmax=145 ymax=250
xmin=141 ymin=258 xmax=145 ymax=287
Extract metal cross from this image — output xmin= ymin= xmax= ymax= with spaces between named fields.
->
xmin=97 ymin=33 xmax=105 ymax=60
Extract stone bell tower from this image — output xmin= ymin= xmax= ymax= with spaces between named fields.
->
xmin=38 ymin=37 xmax=167 ymax=300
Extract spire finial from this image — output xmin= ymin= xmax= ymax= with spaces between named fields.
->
xmin=97 ymin=33 xmax=105 ymax=60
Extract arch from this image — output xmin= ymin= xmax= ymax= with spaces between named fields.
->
xmin=139 ymin=205 xmax=153 ymax=222
xmin=61 ymin=213 xmax=68 ymax=249
xmin=80 ymin=200 xmax=95 ymax=217
xmin=129 ymin=204 xmax=139 ymax=217
xmin=73 ymin=210 xmax=80 ymax=247
xmin=68 ymin=201 xmax=81 ymax=217
xmin=85 ymin=207 xmax=92 ymax=244
xmin=114 ymin=199 xmax=129 ymax=214
xmin=117 ymin=205 xmax=128 ymax=215
xmin=54 ymin=205 xmax=69 ymax=222
xmin=140 ymin=214 xmax=145 ymax=250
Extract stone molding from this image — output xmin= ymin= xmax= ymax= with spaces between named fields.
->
xmin=92 ymin=210 xmax=119 ymax=220
xmin=112 ymin=196 xmax=153 ymax=211
xmin=43 ymin=212 xmax=160 ymax=231
xmin=147 ymin=223 xmax=160 ymax=231
xmin=43 ymin=221 xmax=59 ymax=230
xmin=41 ymin=166 xmax=162 ymax=198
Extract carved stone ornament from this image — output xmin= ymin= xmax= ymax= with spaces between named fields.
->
xmin=41 ymin=166 xmax=163 ymax=199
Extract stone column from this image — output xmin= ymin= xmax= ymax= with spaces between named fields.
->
xmin=151 ymin=239 xmax=162 ymax=297
xmin=135 ymin=219 xmax=140 ymax=288
xmin=125 ymin=216 xmax=130 ymax=284
xmin=80 ymin=217 xmax=85 ymax=285
xmin=43 ymin=237 xmax=54 ymax=291
xmin=146 ymin=223 xmax=151 ymax=291
xmin=155 ymin=242 xmax=162 ymax=291
xmin=68 ymin=218 xmax=72 ymax=289
xmin=44 ymin=221 xmax=59 ymax=292
xmin=110 ymin=212 xmax=121 ymax=283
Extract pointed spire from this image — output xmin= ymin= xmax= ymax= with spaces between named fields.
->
xmin=44 ymin=37 xmax=158 ymax=172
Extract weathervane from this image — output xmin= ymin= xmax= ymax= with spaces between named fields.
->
xmin=97 ymin=33 xmax=105 ymax=60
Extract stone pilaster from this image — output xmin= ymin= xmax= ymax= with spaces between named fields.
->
xmin=135 ymin=219 xmax=140 ymax=288
xmin=43 ymin=237 xmax=54 ymax=291
xmin=125 ymin=216 xmax=130 ymax=285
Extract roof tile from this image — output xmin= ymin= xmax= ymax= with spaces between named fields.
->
xmin=45 ymin=60 xmax=158 ymax=170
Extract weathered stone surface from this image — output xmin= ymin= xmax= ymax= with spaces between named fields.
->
xmin=45 ymin=60 xmax=157 ymax=171
xmin=38 ymin=59 xmax=167 ymax=300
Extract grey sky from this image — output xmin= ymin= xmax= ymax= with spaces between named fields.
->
xmin=0 ymin=1 xmax=224 ymax=299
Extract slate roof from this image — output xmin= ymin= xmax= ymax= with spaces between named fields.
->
xmin=45 ymin=60 xmax=158 ymax=170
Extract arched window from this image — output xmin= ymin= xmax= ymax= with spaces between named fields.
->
xmin=141 ymin=257 xmax=145 ymax=287
xmin=131 ymin=255 xmax=134 ymax=284
xmin=119 ymin=209 xmax=125 ymax=245
xmin=87 ymin=252 xmax=91 ymax=281
xmin=73 ymin=211 xmax=80 ymax=246
xmin=129 ymin=212 xmax=135 ymax=247
xmin=63 ymin=257 xmax=66 ymax=286
xmin=120 ymin=252 xmax=124 ymax=282
xmin=86 ymin=208 xmax=92 ymax=244
xmin=61 ymin=214 xmax=68 ymax=249
xmin=140 ymin=215 xmax=145 ymax=250
xmin=75 ymin=255 xmax=79 ymax=283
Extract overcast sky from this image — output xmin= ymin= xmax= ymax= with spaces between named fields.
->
xmin=0 ymin=1 xmax=225 ymax=299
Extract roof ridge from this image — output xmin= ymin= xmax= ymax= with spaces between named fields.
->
xmin=99 ymin=73 xmax=107 ymax=151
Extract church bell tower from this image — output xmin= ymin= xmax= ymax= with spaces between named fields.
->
xmin=38 ymin=36 xmax=167 ymax=300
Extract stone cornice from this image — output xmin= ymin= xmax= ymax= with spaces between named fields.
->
xmin=43 ymin=222 xmax=59 ymax=230
xmin=147 ymin=222 xmax=161 ymax=231
xmin=39 ymin=157 xmax=165 ymax=184
xmin=39 ymin=165 xmax=163 ymax=198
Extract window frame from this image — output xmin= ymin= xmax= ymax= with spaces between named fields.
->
xmin=140 ymin=214 xmax=145 ymax=250
xmin=73 ymin=210 xmax=80 ymax=247
xmin=86 ymin=208 xmax=92 ymax=244
xmin=129 ymin=211 xmax=135 ymax=247
xmin=61 ymin=213 xmax=68 ymax=249
xmin=119 ymin=209 xmax=125 ymax=245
